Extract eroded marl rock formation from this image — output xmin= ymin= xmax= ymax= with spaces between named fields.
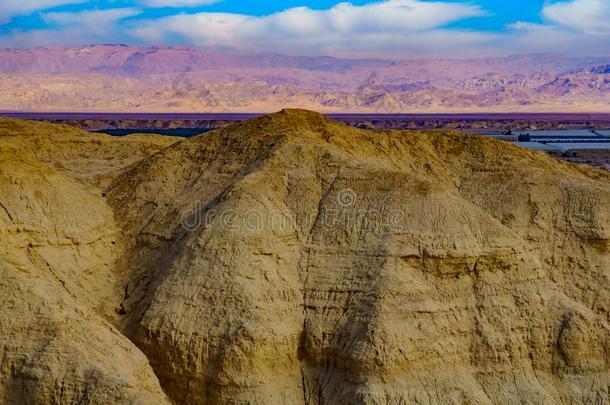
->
xmin=0 ymin=118 xmax=176 ymax=404
xmin=1 ymin=110 xmax=609 ymax=404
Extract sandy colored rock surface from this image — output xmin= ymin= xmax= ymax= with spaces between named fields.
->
xmin=1 ymin=111 xmax=609 ymax=404
xmin=0 ymin=118 xmax=175 ymax=404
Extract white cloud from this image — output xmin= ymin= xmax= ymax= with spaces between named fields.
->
xmin=1 ymin=0 xmax=609 ymax=58
xmin=543 ymin=0 xmax=610 ymax=35
xmin=124 ymin=0 xmax=610 ymax=57
xmin=137 ymin=0 xmax=223 ymax=8
xmin=128 ymin=0 xmax=491 ymax=56
xmin=0 ymin=0 xmax=85 ymax=24
xmin=44 ymin=8 xmax=140 ymax=25
xmin=505 ymin=21 xmax=610 ymax=57
xmin=496 ymin=0 xmax=610 ymax=57
xmin=2 ymin=8 xmax=140 ymax=47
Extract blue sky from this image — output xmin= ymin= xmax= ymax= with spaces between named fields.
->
xmin=0 ymin=0 xmax=609 ymax=57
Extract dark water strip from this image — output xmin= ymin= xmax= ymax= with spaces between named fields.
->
xmin=94 ymin=128 xmax=211 ymax=137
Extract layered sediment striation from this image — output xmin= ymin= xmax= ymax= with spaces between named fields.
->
xmin=0 ymin=110 xmax=608 ymax=404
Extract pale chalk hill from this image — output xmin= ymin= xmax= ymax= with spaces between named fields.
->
xmin=0 ymin=118 xmax=177 ymax=404
xmin=0 ymin=111 xmax=609 ymax=404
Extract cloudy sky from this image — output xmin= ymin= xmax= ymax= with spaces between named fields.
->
xmin=0 ymin=0 xmax=609 ymax=58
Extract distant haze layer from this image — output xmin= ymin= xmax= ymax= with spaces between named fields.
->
xmin=1 ymin=45 xmax=610 ymax=113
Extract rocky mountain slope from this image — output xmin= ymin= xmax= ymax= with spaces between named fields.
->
xmin=1 ymin=45 xmax=609 ymax=112
xmin=0 ymin=118 xmax=177 ymax=403
xmin=0 ymin=110 xmax=609 ymax=404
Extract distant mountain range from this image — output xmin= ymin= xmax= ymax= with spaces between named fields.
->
xmin=1 ymin=45 xmax=609 ymax=112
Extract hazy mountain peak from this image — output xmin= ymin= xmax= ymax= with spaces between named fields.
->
xmin=0 ymin=45 xmax=609 ymax=112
